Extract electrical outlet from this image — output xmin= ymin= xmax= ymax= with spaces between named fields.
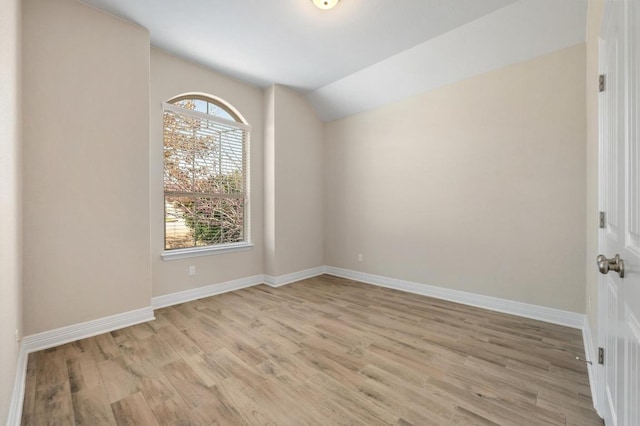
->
xmin=189 ymin=266 xmax=196 ymax=276
xmin=15 ymin=329 xmax=19 ymax=342
xmin=357 ymin=254 xmax=363 ymax=262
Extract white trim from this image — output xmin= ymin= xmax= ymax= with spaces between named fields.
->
xmin=264 ymin=266 xmax=326 ymax=288
xmin=6 ymin=344 xmax=27 ymax=426
xmin=151 ymin=275 xmax=264 ymax=309
xmin=162 ymin=242 xmax=254 ymax=261
xmin=325 ymin=266 xmax=585 ymax=329
xmin=151 ymin=267 xmax=325 ymax=308
xmin=582 ymin=317 xmax=603 ymax=417
xmin=21 ymin=307 xmax=155 ymax=354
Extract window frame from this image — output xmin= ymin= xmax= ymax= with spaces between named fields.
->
xmin=161 ymin=95 xmax=252 ymax=260
xmin=169 ymin=94 xmax=243 ymax=123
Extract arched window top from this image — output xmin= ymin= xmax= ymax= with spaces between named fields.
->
xmin=167 ymin=93 xmax=244 ymax=124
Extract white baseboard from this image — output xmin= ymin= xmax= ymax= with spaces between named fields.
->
xmin=264 ymin=266 xmax=326 ymax=287
xmin=6 ymin=344 xmax=27 ymax=426
xmin=21 ymin=306 xmax=155 ymax=354
xmin=325 ymin=266 xmax=585 ymax=329
xmin=582 ymin=317 xmax=603 ymax=417
xmin=151 ymin=274 xmax=264 ymax=309
xmin=151 ymin=268 xmax=326 ymax=308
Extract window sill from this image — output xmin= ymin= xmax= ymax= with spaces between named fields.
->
xmin=161 ymin=242 xmax=253 ymax=261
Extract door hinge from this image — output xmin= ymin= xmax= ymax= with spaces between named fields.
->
xmin=599 ymin=74 xmax=606 ymax=92
xmin=599 ymin=211 xmax=606 ymax=228
xmin=598 ymin=347 xmax=605 ymax=365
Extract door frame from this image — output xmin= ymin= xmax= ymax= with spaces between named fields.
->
xmin=596 ymin=1 xmax=612 ymax=419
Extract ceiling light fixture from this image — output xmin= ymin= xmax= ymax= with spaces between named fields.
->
xmin=312 ymin=0 xmax=340 ymax=10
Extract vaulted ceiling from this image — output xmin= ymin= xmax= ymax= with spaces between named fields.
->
xmin=81 ymin=0 xmax=587 ymax=121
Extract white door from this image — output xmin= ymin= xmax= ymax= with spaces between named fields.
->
xmin=599 ymin=0 xmax=640 ymax=425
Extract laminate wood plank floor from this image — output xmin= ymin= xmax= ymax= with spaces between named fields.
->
xmin=21 ymin=275 xmax=603 ymax=425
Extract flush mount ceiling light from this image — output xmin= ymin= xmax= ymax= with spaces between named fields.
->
xmin=312 ymin=0 xmax=340 ymax=10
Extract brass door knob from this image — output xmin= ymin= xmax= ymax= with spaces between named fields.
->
xmin=597 ymin=254 xmax=625 ymax=278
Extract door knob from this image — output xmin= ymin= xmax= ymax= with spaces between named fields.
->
xmin=597 ymin=254 xmax=625 ymax=278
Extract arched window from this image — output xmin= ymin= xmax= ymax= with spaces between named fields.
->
xmin=163 ymin=94 xmax=250 ymax=252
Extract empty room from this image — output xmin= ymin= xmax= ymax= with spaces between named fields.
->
xmin=1 ymin=0 xmax=639 ymax=424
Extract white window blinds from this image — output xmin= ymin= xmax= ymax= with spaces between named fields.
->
xmin=163 ymin=102 xmax=250 ymax=250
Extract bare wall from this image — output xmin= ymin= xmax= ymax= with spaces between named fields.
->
xmin=264 ymin=86 xmax=277 ymax=277
xmin=0 ymin=0 xmax=22 ymax=419
xmin=150 ymin=48 xmax=265 ymax=296
xmin=324 ymin=44 xmax=587 ymax=313
xmin=264 ymin=85 xmax=324 ymax=277
xmin=22 ymin=0 xmax=151 ymax=334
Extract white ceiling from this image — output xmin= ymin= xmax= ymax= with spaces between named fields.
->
xmin=309 ymin=0 xmax=589 ymax=121
xmin=81 ymin=0 xmax=587 ymax=121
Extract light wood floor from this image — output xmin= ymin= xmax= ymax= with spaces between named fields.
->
xmin=21 ymin=275 xmax=603 ymax=425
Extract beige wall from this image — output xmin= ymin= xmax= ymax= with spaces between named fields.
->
xmin=263 ymin=85 xmax=324 ymax=277
xmin=325 ymin=44 xmax=587 ymax=313
xmin=0 ymin=0 xmax=21 ymax=419
xmin=585 ymin=0 xmax=605 ymax=347
xmin=264 ymin=86 xmax=277 ymax=276
xmin=22 ymin=0 xmax=151 ymax=334
xmin=14 ymin=0 xmax=594 ymax=333
xmin=150 ymin=49 xmax=265 ymax=296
